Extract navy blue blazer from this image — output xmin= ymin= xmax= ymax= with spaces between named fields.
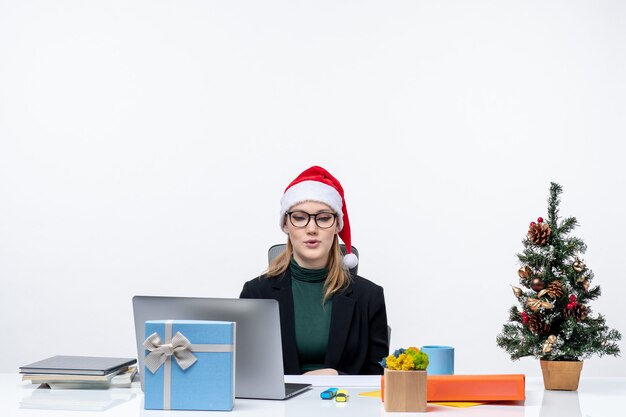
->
xmin=240 ymin=268 xmax=389 ymax=375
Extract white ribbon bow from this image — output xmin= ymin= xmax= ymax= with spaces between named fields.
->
xmin=143 ymin=331 xmax=197 ymax=373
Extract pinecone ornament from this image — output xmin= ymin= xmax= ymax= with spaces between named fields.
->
xmin=528 ymin=312 xmax=550 ymax=334
xmin=540 ymin=281 xmax=565 ymax=299
xmin=564 ymin=304 xmax=589 ymax=321
xmin=528 ymin=222 xmax=551 ymax=245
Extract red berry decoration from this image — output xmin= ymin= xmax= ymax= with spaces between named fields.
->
xmin=567 ymin=302 xmax=575 ymax=310
xmin=569 ymin=294 xmax=577 ymax=302
xmin=537 ymin=217 xmax=544 ymax=223
xmin=521 ymin=311 xmax=529 ymax=324
xmin=530 ymin=221 xmax=536 ymax=226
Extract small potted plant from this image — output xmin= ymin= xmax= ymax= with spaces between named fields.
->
xmin=380 ymin=347 xmax=429 ymax=412
xmin=496 ymin=183 xmax=621 ymax=390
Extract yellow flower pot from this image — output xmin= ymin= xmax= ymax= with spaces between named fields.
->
xmin=383 ymin=369 xmax=427 ymax=412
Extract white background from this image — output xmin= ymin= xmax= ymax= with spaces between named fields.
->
xmin=1 ymin=0 xmax=624 ymax=376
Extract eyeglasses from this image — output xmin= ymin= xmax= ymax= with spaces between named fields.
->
xmin=287 ymin=211 xmax=337 ymax=229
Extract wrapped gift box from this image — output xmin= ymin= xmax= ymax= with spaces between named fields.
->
xmin=144 ymin=320 xmax=235 ymax=411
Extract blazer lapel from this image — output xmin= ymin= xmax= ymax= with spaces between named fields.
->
xmin=325 ymin=285 xmax=355 ymax=368
xmin=271 ymin=270 xmax=301 ymax=374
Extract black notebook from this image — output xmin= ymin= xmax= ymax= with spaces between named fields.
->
xmin=20 ymin=355 xmax=137 ymax=376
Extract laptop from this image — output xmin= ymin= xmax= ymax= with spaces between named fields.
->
xmin=132 ymin=295 xmax=311 ymax=400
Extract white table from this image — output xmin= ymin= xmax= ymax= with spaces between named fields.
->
xmin=2 ymin=373 xmax=625 ymax=417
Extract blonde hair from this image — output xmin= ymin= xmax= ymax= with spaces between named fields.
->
xmin=265 ymin=234 xmax=351 ymax=302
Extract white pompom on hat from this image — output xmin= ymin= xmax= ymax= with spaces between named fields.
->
xmin=280 ymin=166 xmax=358 ymax=269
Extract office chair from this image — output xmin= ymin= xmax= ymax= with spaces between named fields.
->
xmin=268 ymin=243 xmax=359 ymax=275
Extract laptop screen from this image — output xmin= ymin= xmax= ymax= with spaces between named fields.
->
xmin=132 ymin=296 xmax=292 ymax=399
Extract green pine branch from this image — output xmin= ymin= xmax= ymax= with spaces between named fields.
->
xmin=557 ymin=217 xmax=578 ymax=236
xmin=547 ymin=182 xmax=562 ymax=226
xmin=496 ymin=183 xmax=622 ymax=361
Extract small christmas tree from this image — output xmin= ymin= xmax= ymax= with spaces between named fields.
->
xmin=497 ymin=183 xmax=621 ymax=361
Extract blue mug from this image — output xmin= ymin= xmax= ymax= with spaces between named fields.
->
xmin=421 ymin=345 xmax=454 ymax=375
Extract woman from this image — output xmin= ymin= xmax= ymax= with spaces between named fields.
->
xmin=240 ymin=166 xmax=389 ymax=375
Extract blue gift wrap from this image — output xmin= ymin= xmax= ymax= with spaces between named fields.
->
xmin=143 ymin=320 xmax=235 ymax=411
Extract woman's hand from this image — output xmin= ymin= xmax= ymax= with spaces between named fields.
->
xmin=303 ymin=368 xmax=338 ymax=375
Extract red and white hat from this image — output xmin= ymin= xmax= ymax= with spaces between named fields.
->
xmin=280 ymin=166 xmax=358 ymax=269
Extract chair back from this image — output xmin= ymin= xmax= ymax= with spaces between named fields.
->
xmin=268 ymin=244 xmax=359 ymax=275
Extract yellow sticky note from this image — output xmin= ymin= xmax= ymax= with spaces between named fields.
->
xmin=431 ymin=402 xmax=487 ymax=408
xmin=357 ymin=391 xmax=486 ymax=408
xmin=358 ymin=390 xmax=382 ymax=398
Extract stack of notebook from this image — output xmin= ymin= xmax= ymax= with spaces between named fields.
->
xmin=20 ymin=355 xmax=137 ymax=389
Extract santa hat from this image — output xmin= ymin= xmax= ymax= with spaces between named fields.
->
xmin=279 ymin=166 xmax=358 ymax=269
